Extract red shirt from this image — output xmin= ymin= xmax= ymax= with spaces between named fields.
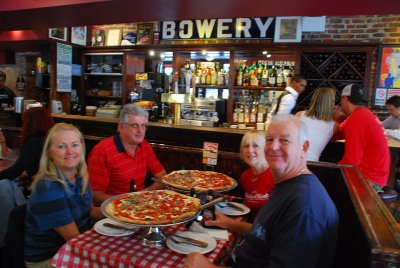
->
xmin=88 ymin=134 xmax=165 ymax=195
xmin=240 ymin=168 xmax=275 ymax=216
xmin=338 ymin=107 xmax=390 ymax=186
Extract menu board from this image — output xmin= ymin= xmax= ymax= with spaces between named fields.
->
xmin=56 ymin=43 xmax=72 ymax=92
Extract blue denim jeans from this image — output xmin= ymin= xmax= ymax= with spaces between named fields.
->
xmin=0 ymin=179 xmax=26 ymax=247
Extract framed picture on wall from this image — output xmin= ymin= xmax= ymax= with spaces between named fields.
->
xmin=105 ymin=28 xmax=122 ymax=46
xmin=71 ymin=26 xmax=87 ymax=46
xmin=274 ymin=17 xmax=302 ymax=43
xmin=49 ymin=28 xmax=68 ymax=42
xmin=373 ymin=44 xmax=400 ymax=108
xmin=136 ymin=23 xmax=154 ymax=45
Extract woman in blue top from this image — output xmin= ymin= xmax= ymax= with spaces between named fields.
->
xmin=24 ymin=123 xmax=104 ymax=267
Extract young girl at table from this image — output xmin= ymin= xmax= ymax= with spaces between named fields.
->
xmin=239 ymin=131 xmax=275 ymax=219
xmin=24 ymin=123 xmax=103 ymax=268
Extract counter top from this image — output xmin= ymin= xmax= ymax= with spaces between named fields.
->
xmin=51 ymin=114 xmax=249 ymax=135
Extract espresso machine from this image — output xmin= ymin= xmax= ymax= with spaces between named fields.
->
xmin=180 ymin=98 xmax=227 ymax=127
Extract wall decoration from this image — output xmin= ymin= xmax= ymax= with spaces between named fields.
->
xmin=136 ymin=23 xmax=154 ymax=45
xmin=274 ymin=17 xmax=302 ymax=43
xmin=49 ymin=28 xmax=68 ymax=41
xmin=71 ymin=26 xmax=87 ymax=46
xmin=105 ymin=28 xmax=122 ymax=46
xmin=373 ymin=45 xmax=400 ymax=107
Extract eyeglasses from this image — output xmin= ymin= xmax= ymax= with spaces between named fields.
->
xmin=123 ymin=123 xmax=148 ymax=130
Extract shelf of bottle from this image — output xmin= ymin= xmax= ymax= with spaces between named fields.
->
xmin=234 ymin=86 xmax=285 ymax=91
xmin=194 ymin=84 xmax=228 ymax=89
xmin=84 ymin=73 xmax=123 ymax=76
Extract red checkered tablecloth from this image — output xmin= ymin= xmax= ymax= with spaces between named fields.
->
xmin=51 ymin=223 xmax=236 ymax=268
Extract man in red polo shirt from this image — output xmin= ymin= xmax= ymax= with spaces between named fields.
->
xmin=88 ymin=103 xmax=166 ymax=206
xmin=338 ymin=84 xmax=390 ymax=191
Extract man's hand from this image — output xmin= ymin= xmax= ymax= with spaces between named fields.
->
xmin=204 ymin=211 xmax=234 ymax=229
xmin=184 ymin=252 xmax=217 ymax=268
xmin=205 ymin=211 xmax=253 ymax=237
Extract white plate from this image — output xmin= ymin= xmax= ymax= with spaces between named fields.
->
xmin=94 ymin=218 xmax=139 ymax=237
xmin=166 ymin=231 xmax=216 ymax=255
xmin=215 ymin=202 xmax=250 ymax=216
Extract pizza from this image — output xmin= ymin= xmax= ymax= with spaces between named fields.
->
xmin=103 ymin=190 xmax=201 ymax=225
xmin=160 ymin=170 xmax=236 ymax=192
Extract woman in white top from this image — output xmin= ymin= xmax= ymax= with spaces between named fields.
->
xmin=296 ymin=87 xmax=339 ymax=161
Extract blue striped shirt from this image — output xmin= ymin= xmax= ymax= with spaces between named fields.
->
xmin=24 ymin=176 xmax=92 ymax=262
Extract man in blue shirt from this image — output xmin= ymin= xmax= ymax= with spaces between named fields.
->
xmin=184 ymin=115 xmax=339 ymax=268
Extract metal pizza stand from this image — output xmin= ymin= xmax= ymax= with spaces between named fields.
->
xmin=100 ymin=192 xmax=226 ymax=248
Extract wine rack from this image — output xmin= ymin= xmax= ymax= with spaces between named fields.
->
xmin=297 ymin=51 xmax=369 ymax=110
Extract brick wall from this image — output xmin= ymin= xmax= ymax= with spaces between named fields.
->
xmin=302 ymin=15 xmax=400 ymax=44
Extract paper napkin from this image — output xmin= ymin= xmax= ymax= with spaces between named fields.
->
xmin=189 ymin=221 xmax=229 ymax=241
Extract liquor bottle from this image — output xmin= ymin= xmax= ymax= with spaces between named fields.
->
xmin=268 ymin=66 xmax=276 ymax=87
xmin=250 ymin=62 xmax=258 ymax=86
xmin=195 ymin=64 xmax=201 ymax=84
xmin=243 ymin=66 xmax=250 ymax=86
xmin=217 ymin=69 xmax=225 ymax=86
xmin=200 ymin=69 xmax=206 ymax=84
xmin=205 ymin=68 xmax=211 ymax=85
xmin=236 ymin=64 xmax=243 ymax=86
xmin=276 ymin=67 xmax=284 ymax=87
xmin=233 ymin=97 xmax=239 ymax=123
xmin=183 ymin=60 xmax=190 ymax=71
xmin=257 ymin=91 xmax=266 ymax=123
xmin=261 ymin=64 xmax=269 ymax=87
xmin=238 ymin=95 xmax=244 ymax=123
xmin=250 ymin=94 xmax=258 ymax=123
xmin=210 ymin=68 xmax=217 ymax=85
xmin=257 ymin=63 xmax=263 ymax=86
xmin=243 ymin=94 xmax=250 ymax=124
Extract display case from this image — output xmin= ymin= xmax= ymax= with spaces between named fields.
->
xmin=82 ymin=52 xmax=124 ymax=109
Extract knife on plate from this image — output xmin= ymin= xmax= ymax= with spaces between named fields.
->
xmin=170 ymin=234 xmax=209 ymax=248
xmin=103 ymin=222 xmax=135 ymax=232
xmin=224 ymin=202 xmax=245 ymax=212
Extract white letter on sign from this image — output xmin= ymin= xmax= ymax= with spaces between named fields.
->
xmin=196 ymin=19 xmax=216 ymax=38
xmin=217 ymin=19 xmax=232 ymax=38
xmin=162 ymin=21 xmax=176 ymax=39
xmin=235 ymin=18 xmax=252 ymax=38
xmin=179 ymin=20 xmax=193 ymax=39
xmin=254 ymin=17 xmax=274 ymax=37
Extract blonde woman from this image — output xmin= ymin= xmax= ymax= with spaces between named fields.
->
xmin=239 ymin=131 xmax=274 ymax=218
xmin=296 ymin=87 xmax=339 ymax=161
xmin=24 ymin=123 xmax=103 ymax=267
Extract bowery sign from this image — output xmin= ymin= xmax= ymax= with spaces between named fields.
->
xmin=161 ymin=17 xmax=275 ymax=40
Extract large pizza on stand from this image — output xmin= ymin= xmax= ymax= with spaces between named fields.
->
xmin=160 ymin=170 xmax=236 ymax=192
xmin=103 ymin=190 xmax=201 ymax=225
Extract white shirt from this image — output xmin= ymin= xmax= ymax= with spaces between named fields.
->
xmin=276 ymin=87 xmax=299 ymax=115
xmin=298 ymin=111 xmax=335 ymax=161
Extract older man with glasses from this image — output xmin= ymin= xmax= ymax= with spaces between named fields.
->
xmin=88 ymin=103 xmax=166 ymax=206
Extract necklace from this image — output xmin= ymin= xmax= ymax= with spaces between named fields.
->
xmin=297 ymin=168 xmax=308 ymax=176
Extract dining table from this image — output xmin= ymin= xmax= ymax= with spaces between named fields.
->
xmin=51 ymin=222 xmax=237 ymax=268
